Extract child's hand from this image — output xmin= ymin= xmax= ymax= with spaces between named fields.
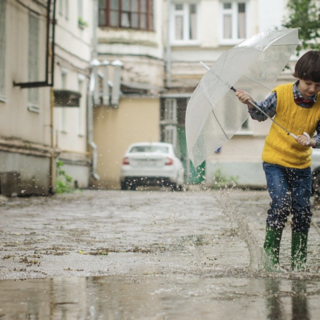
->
xmin=236 ymin=90 xmax=253 ymax=106
xmin=296 ymin=134 xmax=314 ymax=147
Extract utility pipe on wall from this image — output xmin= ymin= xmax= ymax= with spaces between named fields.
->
xmin=166 ymin=0 xmax=171 ymax=88
xmin=50 ymin=87 xmax=55 ymax=193
xmin=88 ymin=60 xmax=100 ymax=180
xmin=88 ymin=0 xmax=99 ymax=180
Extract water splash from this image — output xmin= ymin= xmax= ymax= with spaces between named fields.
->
xmin=212 ymin=188 xmax=266 ymax=272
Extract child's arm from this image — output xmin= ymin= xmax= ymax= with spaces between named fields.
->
xmin=236 ymin=90 xmax=277 ymax=122
xmin=312 ymin=121 xmax=320 ymax=148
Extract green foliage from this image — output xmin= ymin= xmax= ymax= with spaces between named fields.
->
xmin=282 ymin=0 xmax=320 ymax=54
xmin=212 ymin=169 xmax=238 ymax=190
xmin=55 ymin=160 xmax=73 ymax=194
xmin=78 ymin=17 xmax=89 ymax=29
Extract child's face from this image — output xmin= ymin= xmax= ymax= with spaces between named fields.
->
xmin=298 ymin=79 xmax=320 ymax=98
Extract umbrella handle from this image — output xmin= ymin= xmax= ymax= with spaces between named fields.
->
xmin=304 ymin=132 xmax=311 ymax=145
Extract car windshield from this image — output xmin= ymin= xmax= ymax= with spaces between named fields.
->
xmin=129 ymin=145 xmax=169 ymax=154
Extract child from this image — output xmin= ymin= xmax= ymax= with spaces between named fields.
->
xmin=236 ymin=50 xmax=320 ymax=271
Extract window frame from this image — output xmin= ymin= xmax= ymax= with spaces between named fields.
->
xmin=78 ymin=0 xmax=83 ymax=19
xmin=59 ymin=0 xmax=63 ymax=16
xmin=164 ymin=125 xmax=177 ymax=148
xmin=164 ymin=99 xmax=177 ymax=123
xmin=77 ymin=74 xmax=85 ymax=136
xmin=170 ymin=2 xmax=200 ymax=45
xmin=220 ymin=0 xmax=248 ymax=45
xmin=98 ymin=0 xmax=154 ymax=31
xmin=235 ymin=117 xmax=253 ymax=135
xmin=65 ymin=0 xmax=69 ymax=20
xmin=60 ymin=68 xmax=68 ymax=133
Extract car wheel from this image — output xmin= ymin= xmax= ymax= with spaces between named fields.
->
xmin=177 ymin=185 xmax=184 ymax=191
xmin=121 ymin=182 xmax=128 ymax=190
xmin=131 ymin=184 xmax=137 ymax=191
xmin=170 ymin=183 xmax=177 ymax=191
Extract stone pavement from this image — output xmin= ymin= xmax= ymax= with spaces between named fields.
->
xmin=1 ymin=188 xmax=320 ymax=280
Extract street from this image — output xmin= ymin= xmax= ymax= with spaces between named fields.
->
xmin=1 ymin=189 xmax=320 ymax=319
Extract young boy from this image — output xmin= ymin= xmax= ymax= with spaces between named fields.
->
xmin=236 ymin=50 xmax=320 ymax=271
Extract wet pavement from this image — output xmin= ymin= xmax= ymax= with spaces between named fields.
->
xmin=1 ymin=188 xmax=320 ymax=319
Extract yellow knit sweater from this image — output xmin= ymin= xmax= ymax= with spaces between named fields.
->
xmin=262 ymin=83 xmax=320 ymax=168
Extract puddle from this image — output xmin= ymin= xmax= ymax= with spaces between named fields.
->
xmin=1 ymin=275 xmax=320 ymax=319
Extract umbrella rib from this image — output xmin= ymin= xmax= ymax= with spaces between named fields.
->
xmin=211 ymin=109 xmax=230 ymax=141
xmin=242 ymin=75 xmax=273 ymax=91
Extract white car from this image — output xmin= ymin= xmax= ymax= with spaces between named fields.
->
xmin=120 ymin=142 xmax=184 ymax=191
xmin=311 ymin=148 xmax=320 ymax=194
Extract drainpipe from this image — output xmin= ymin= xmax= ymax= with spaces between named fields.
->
xmin=88 ymin=60 xmax=100 ymax=180
xmin=166 ymin=0 xmax=171 ymax=87
xmin=88 ymin=0 xmax=99 ymax=180
xmin=50 ymin=87 xmax=55 ymax=193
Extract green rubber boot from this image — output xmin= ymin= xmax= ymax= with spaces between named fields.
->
xmin=263 ymin=225 xmax=283 ymax=272
xmin=291 ymin=231 xmax=308 ymax=271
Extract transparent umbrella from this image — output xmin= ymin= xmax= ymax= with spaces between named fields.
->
xmin=185 ymin=29 xmax=299 ymax=168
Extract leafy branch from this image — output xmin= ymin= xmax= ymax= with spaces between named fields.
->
xmin=282 ymin=0 xmax=320 ymax=55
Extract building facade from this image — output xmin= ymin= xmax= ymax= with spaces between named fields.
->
xmin=53 ymin=0 xmax=92 ymax=189
xmin=90 ymin=0 xmax=293 ymax=189
xmin=0 ymin=0 xmax=92 ymax=196
xmin=0 ymin=0 xmax=53 ymax=196
xmin=1 ymin=0 xmax=294 ymax=194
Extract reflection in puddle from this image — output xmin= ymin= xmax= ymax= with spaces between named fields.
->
xmin=291 ymin=281 xmax=310 ymax=320
xmin=265 ymin=279 xmax=312 ymax=320
xmin=1 ymin=275 xmax=320 ymax=319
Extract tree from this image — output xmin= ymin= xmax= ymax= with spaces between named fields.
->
xmin=282 ymin=0 xmax=320 ymax=54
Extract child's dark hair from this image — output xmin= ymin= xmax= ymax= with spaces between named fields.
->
xmin=293 ymin=50 xmax=320 ymax=82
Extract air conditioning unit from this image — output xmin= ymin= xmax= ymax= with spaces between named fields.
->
xmin=54 ymin=90 xmax=81 ymax=107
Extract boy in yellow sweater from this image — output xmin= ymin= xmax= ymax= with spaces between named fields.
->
xmin=236 ymin=50 xmax=320 ymax=271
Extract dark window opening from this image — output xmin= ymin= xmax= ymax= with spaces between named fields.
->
xmin=99 ymin=0 xmax=154 ymax=31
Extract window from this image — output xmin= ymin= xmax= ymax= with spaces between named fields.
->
xmin=78 ymin=0 xmax=83 ymax=19
xmin=164 ymin=99 xmax=177 ymax=122
xmin=78 ymin=74 xmax=85 ymax=136
xmin=171 ymin=3 xmax=198 ymax=44
xmin=221 ymin=1 xmax=247 ymax=43
xmin=241 ymin=118 xmax=249 ymax=130
xmin=99 ymin=0 xmax=154 ymax=30
xmin=59 ymin=0 xmax=69 ymax=19
xmin=0 ymin=0 xmax=6 ymax=100
xmin=236 ymin=117 xmax=252 ymax=134
xmin=61 ymin=69 xmax=68 ymax=132
xmin=28 ymin=13 xmax=39 ymax=111
xmin=59 ymin=0 xmax=63 ymax=15
xmin=163 ymin=99 xmax=177 ymax=147
xmin=65 ymin=0 xmax=69 ymax=19
xmin=164 ymin=125 xmax=177 ymax=147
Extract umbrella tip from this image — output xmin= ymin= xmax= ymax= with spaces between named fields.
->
xmin=200 ymin=61 xmax=210 ymax=71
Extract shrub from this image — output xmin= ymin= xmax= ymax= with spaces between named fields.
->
xmin=55 ymin=160 xmax=73 ymax=194
xmin=212 ymin=169 xmax=238 ymax=189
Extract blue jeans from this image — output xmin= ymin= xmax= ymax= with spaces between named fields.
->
xmin=263 ymin=162 xmax=312 ymax=232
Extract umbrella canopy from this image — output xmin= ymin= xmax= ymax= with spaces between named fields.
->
xmin=186 ymin=29 xmax=299 ymax=168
